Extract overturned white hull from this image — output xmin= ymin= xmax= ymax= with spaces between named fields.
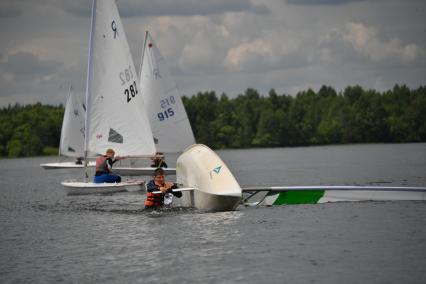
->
xmin=61 ymin=180 xmax=145 ymax=195
xmin=41 ymin=161 xmax=96 ymax=169
xmin=242 ymin=185 xmax=426 ymax=206
xmin=180 ymin=189 xmax=242 ymax=212
xmin=113 ymin=167 xmax=176 ymax=176
xmin=176 ymin=144 xmax=242 ymax=211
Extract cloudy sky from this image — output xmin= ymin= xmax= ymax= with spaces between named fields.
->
xmin=0 ymin=0 xmax=425 ymax=107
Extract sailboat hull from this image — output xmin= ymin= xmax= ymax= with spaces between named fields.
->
xmin=176 ymin=144 xmax=242 ymax=211
xmin=262 ymin=189 xmax=426 ymax=205
xmin=180 ymin=190 xmax=241 ymax=211
xmin=113 ymin=167 xmax=176 ymax=176
xmin=41 ymin=161 xmax=96 ymax=169
xmin=61 ymin=181 xmax=145 ymax=195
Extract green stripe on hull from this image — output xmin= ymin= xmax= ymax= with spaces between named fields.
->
xmin=269 ymin=190 xmax=325 ymax=205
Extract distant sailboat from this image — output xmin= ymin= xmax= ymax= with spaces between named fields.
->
xmin=113 ymin=31 xmax=195 ymax=176
xmin=62 ymin=0 xmax=155 ymax=195
xmin=40 ymin=85 xmax=95 ymax=169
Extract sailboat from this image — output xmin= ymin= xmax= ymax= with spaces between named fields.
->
xmin=168 ymin=143 xmax=426 ymax=211
xmin=40 ymin=85 xmax=95 ymax=169
xmin=113 ymin=31 xmax=195 ymax=176
xmin=61 ymin=0 xmax=155 ymax=195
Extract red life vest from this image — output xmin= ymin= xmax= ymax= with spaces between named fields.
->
xmin=95 ymin=155 xmax=109 ymax=173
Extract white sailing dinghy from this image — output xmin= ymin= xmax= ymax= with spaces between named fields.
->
xmin=168 ymin=144 xmax=426 ymax=211
xmin=176 ymin=144 xmax=242 ymax=211
xmin=61 ymin=0 xmax=155 ymax=195
xmin=40 ymin=85 xmax=95 ymax=169
xmin=113 ymin=31 xmax=196 ymax=176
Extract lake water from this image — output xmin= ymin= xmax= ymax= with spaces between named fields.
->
xmin=1 ymin=143 xmax=426 ymax=283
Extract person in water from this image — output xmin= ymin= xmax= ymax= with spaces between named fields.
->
xmin=144 ymin=168 xmax=182 ymax=209
xmin=150 ymin=152 xmax=168 ymax=168
xmin=93 ymin=148 xmax=126 ymax=183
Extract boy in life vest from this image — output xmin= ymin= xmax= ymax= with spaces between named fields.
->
xmin=94 ymin=148 xmax=126 ymax=183
xmin=145 ymin=168 xmax=182 ymax=210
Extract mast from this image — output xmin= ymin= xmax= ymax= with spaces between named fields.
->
xmin=138 ymin=30 xmax=149 ymax=81
xmin=83 ymin=0 xmax=96 ymax=182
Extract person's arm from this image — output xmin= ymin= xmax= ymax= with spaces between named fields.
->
xmin=146 ymin=180 xmax=169 ymax=194
xmin=112 ymin=155 xmax=126 ymax=165
xmin=106 ymin=158 xmax=114 ymax=172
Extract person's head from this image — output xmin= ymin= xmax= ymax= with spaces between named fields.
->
xmin=106 ymin=148 xmax=115 ymax=158
xmin=153 ymin=152 xmax=164 ymax=161
xmin=153 ymin=167 xmax=165 ymax=184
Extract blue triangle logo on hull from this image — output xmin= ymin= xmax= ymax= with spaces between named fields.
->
xmin=213 ymin=166 xmax=222 ymax=174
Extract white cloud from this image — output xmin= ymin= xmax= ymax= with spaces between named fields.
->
xmin=343 ymin=22 xmax=422 ymax=63
xmin=1 ymin=0 xmax=426 ymax=107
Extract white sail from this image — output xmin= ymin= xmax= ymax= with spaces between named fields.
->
xmin=139 ymin=31 xmax=195 ymax=153
xmin=86 ymin=0 xmax=155 ymax=157
xmin=59 ymin=85 xmax=85 ymax=158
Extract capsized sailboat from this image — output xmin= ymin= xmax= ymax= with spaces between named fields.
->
xmin=176 ymin=144 xmax=242 ymax=211
xmin=167 ymin=144 xmax=426 ymax=211
xmin=40 ymin=85 xmax=95 ymax=169
xmin=113 ymin=31 xmax=196 ymax=176
xmin=61 ymin=0 xmax=155 ymax=195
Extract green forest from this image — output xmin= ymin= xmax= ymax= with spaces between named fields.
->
xmin=1 ymin=84 xmax=425 ymax=158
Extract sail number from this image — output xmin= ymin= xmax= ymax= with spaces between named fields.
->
xmin=124 ymin=81 xmax=138 ymax=103
xmin=119 ymin=66 xmax=134 ymax=85
xmin=160 ymin=96 xmax=176 ymax=109
xmin=158 ymin=108 xmax=174 ymax=121
xmin=157 ymin=96 xmax=176 ymax=121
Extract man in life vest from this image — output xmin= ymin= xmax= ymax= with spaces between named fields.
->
xmin=144 ymin=168 xmax=182 ymax=209
xmin=93 ymin=148 xmax=126 ymax=183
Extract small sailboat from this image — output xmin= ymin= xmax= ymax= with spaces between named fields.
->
xmin=40 ymin=85 xmax=95 ymax=169
xmin=167 ymin=144 xmax=426 ymax=211
xmin=113 ymin=31 xmax=195 ymax=176
xmin=61 ymin=0 xmax=155 ymax=195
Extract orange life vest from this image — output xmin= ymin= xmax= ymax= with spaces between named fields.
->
xmin=144 ymin=191 xmax=164 ymax=207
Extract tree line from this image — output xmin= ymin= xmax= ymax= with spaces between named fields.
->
xmin=1 ymin=84 xmax=425 ymax=157
xmin=184 ymin=84 xmax=426 ymax=148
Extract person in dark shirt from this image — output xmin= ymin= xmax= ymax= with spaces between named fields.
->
xmin=93 ymin=148 xmax=126 ymax=183
xmin=150 ymin=152 xmax=168 ymax=168
xmin=144 ymin=168 xmax=182 ymax=209
xmin=75 ymin=157 xmax=83 ymax=165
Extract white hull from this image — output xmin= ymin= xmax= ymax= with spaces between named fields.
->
xmin=61 ymin=180 xmax=145 ymax=195
xmin=41 ymin=161 xmax=96 ymax=169
xmin=253 ymin=186 xmax=426 ymax=206
xmin=176 ymin=144 xmax=242 ymax=211
xmin=180 ymin=190 xmax=241 ymax=211
xmin=113 ymin=167 xmax=176 ymax=176
xmin=320 ymin=189 xmax=425 ymax=203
